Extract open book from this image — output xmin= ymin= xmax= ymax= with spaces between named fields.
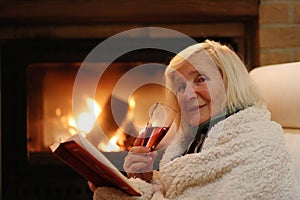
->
xmin=49 ymin=133 xmax=141 ymax=196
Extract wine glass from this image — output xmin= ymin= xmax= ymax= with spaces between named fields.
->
xmin=136 ymin=102 xmax=177 ymax=151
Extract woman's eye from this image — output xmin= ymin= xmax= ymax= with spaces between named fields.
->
xmin=195 ymin=75 xmax=208 ymax=84
xmin=176 ymin=83 xmax=186 ymax=93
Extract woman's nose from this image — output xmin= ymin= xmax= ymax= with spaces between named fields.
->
xmin=184 ymin=83 xmax=197 ymax=99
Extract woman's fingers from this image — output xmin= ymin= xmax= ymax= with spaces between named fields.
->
xmin=123 ymin=146 xmax=157 ymax=182
xmin=124 ymin=154 xmax=152 ymax=171
xmin=127 ymin=146 xmax=157 ymax=163
xmin=124 ymin=147 xmax=151 ymax=171
xmin=130 ymin=146 xmax=151 ymax=153
xmin=125 ymin=152 xmax=153 ymax=163
xmin=126 ymin=161 xmax=152 ymax=173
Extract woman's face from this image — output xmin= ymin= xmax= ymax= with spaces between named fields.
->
xmin=174 ymin=53 xmax=226 ymax=127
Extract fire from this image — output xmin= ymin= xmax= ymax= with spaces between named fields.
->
xmin=62 ymin=97 xmax=102 ymax=137
xmin=98 ymin=128 xmax=124 ymax=152
xmin=58 ymin=96 xmax=125 ymax=152
xmin=67 ymin=117 xmax=77 ymax=135
xmin=77 ymin=97 xmax=102 ymax=135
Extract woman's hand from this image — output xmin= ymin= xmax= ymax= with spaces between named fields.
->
xmin=124 ymin=146 xmax=157 ymax=183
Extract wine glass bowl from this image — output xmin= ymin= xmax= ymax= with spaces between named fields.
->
xmin=138 ymin=102 xmax=177 ymax=151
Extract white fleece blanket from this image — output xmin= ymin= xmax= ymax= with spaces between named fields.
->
xmin=94 ymin=107 xmax=300 ymax=199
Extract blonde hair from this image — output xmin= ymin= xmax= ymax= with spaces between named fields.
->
xmin=165 ymin=39 xmax=263 ymax=115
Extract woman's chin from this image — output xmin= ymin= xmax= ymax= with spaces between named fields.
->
xmin=189 ymin=119 xmax=201 ymax=127
xmin=189 ymin=117 xmax=209 ymax=127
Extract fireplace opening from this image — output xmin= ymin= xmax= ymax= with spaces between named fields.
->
xmin=27 ymin=61 xmax=169 ymax=158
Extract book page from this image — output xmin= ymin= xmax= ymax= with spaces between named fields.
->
xmin=66 ymin=133 xmax=129 ymax=182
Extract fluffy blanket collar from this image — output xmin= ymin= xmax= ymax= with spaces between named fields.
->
xmin=156 ymin=106 xmax=298 ymax=199
xmin=159 ymin=106 xmax=269 ymax=167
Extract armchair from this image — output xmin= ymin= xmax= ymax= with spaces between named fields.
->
xmin=250 ymin=62 xmax=300 ymax=190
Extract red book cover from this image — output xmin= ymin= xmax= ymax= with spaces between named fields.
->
xmin=49 ymin=134 xmax=140 ymax=196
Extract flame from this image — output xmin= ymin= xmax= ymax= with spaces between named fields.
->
xmin=61 ymin=97 xmax=101 ymax=137
xmin=58 ymin=96 xmax=126 ymax=152
xmin=129 ymin=97 xmax=135 ymax=109
xmin=67 ymin=117 xmax=77 ymax=135
xmin=128 ymin=97 xmax=136 ymax=120
xmin=76 ymin=97 xmax=101 ymax=136
xmin=98 ymin=128 xmax=123 ymax=152
xmin=86 ymin=97 xmax=102 ymax=117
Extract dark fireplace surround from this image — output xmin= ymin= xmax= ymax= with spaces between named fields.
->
xmin=0 ymin=1 xmax=259 ymax=199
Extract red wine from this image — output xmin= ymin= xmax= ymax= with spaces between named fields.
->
xmin=142 ymin=126 xmax=169 ymax=151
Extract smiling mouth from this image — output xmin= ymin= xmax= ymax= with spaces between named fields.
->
xmin=188 ymin=104 xmax=206 ymax=112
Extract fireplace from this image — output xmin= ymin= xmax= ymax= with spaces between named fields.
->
xmin=1 ymin=35 xmax=243 ymax=199
xmin=1 ymin=1 xmax=259 ymax=199
xmin=1 ymin=37 xmax=179 ymax=199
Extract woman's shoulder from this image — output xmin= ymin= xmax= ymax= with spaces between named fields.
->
xmin=205 ymin=106 xmax=285 ymax=150
xmin=230 ymin=106 xmax=284 ymax=137
xmin=227 ymin=106 xmax=272 ymax=125
xmin=218 ymin=106 xmax=283 ymax=135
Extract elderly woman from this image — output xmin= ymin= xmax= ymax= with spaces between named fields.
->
xmin=90 ymin=40 xmax=299 ymax=199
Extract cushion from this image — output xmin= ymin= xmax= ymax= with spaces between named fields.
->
xmin=249 ymin=62 xmax=300 ymax=129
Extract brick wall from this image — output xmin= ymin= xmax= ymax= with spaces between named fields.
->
xmin=259 ymin=0 xmax=300 ymax=65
